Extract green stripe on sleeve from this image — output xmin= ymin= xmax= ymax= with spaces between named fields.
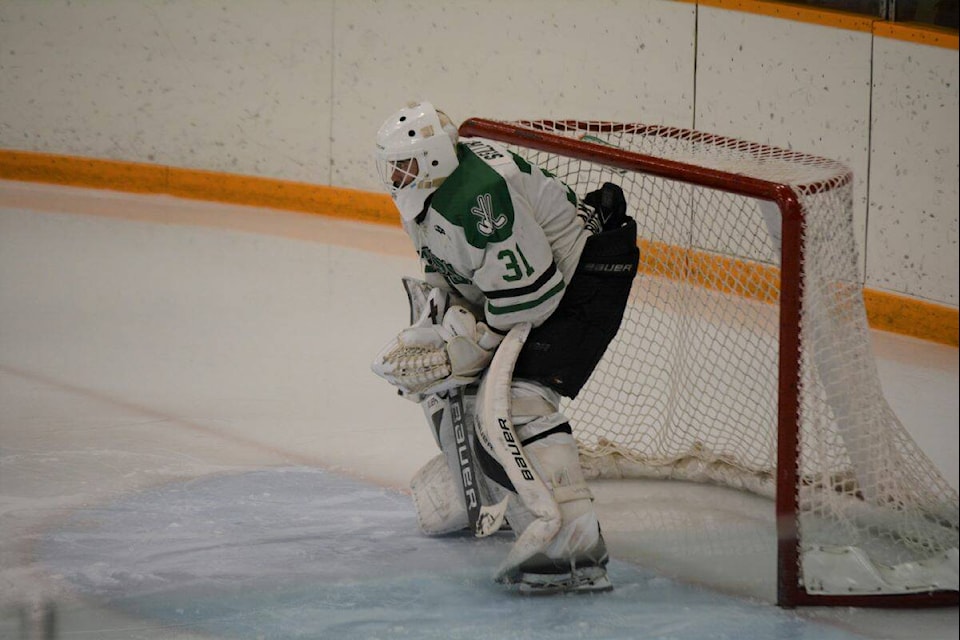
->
xmin=485 ymin=280 xmax=565 ymax=315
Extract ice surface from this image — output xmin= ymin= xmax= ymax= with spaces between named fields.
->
xmin=39 ymin=468 xmax=868 ymax=640
xmin=1 ymin=180 xmax=957 ymax=639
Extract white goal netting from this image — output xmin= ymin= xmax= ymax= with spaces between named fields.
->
xmin=463 ymin=119 xmax=958 ymax=601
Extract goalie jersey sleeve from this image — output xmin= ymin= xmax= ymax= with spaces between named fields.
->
xmin=402 ymin=139 xmax=589 ymax=333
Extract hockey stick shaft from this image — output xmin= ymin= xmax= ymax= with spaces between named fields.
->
xmin=448 ymin=386 xmax=509 ymax=537
xmin=448 ymin=386 xmax=481 ymax=527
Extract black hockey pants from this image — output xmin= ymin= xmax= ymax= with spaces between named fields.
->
xmin=512 ymin=217 xmax=640 ymax=399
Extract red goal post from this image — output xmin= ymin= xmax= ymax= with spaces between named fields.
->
xmin=457 ymin=117 xmax=959 ymax=608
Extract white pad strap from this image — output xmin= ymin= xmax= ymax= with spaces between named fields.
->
xmin=474 ymin=323 xmax=563 ymax=581
xmin=552 ymin=483 xmax=593 ymax=504
xmin=510 ymin=395 xmax=558 ymax=421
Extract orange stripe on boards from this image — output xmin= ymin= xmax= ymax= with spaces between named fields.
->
xmin=0 ymin=148 xmax=956 ymax=347
xmin=695 ymin=1 xmax=958 ymax=49
xmin=0 ymin=149 xmax=169 ymax=193
xmin=164 ymin=165 xmax=398 ymax=226
xmin=697 ymin=0 xmax=876 ymax=31
xmin=873 ymin=21 xmax=959 ymax=49
xmin=639 ymin=239 xmax=781 ymax=305
xmin=642 ymin=236 xmax=958 ymax=347
xmin=0 ymin=149 xmax=399 ymax=226
xmin=865 ymin=290 xmax=959 ymax=347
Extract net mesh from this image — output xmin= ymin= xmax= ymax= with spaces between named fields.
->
xmin=478 ymin=120 xmax=958 ymax=591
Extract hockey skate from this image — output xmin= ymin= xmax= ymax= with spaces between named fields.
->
xmin=515 ymin=564 xmax=612 ymax=596
xmin=498 ymin=535 xmax=612 ymax=595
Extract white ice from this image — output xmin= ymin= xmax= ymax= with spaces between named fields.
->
xmin=1 ymin=180 xmax=957 ymax=639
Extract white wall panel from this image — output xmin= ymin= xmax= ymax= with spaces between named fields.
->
xmin=0 ymin=0 xmax=333 ymax=183
xmin=694 ymin=6 xmax=873 ymax=276
xmin=330 ymin=0 xmax=696 ymax=192
xmin=0 ymin=0 xmax=956 ymax=308
xmin=868 ymin=36 xmax=959 ymax=305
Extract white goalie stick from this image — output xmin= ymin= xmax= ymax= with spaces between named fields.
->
xmin=401 ymin=278 xmax=508 ymax=538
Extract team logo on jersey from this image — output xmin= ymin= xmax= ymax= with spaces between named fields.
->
xmin=471 ymin=193 xmax=507 ymax=237
xmin=419 ymin=246 xmax=471 ymax=286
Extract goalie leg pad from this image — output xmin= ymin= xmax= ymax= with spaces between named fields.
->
xmin=474 ymin=356 xmax=609 ymax=587
xmin=417 ymin=387 xmax=511 ymax=536
xmin=410 ymin=453 xmax=470 ymax=535
xmin=472 ymin=380 xmax=563 ymax=494
xmin=473 ymin=324 xmax=610 ymax=589
xmin=497 ymin=420 xmax=608 ymax=585
xmin=474 ymin=324 xmax=568 ymax=581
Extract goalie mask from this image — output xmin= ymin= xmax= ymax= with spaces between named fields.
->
xmin=375 ymin=101 xmax=459 ymax=221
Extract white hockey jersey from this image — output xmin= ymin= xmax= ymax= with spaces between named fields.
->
xmin=401 ymin=138 xmax=590 ymax=333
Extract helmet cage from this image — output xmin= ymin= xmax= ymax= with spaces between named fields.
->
xmin=375 ymin=102 xmax=459 ymax=220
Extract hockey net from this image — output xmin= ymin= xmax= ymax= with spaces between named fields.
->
xmin=458 ymin=118 xmax=958 ymax=607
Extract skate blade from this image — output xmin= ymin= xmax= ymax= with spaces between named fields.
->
xmin=516 ymin=572 xmax=613 ymax=596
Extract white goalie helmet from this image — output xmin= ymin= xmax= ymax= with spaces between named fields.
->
xmin=375 ymin=101 xmax=460 ymax=221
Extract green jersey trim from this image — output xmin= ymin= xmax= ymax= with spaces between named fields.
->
xmin=485 ymin=280 xmax=566 ymax=316
xmin=511 ymin=152 xmax=533 ymax=175
xmin=511 ymin=151 xmax=577 ymax=206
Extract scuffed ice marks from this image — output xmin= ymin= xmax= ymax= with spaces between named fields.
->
xmin=40 ymin=468 xmax=866 ymax=640
xmin=41 ymin=468 xmax=484 ymax=591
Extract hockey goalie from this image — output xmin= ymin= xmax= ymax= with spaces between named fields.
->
xmin=370 ymin=101 xmax=639 ymax=594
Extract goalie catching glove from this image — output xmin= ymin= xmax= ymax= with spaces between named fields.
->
xmin=372 ymin=306 xmax=503 ymax=398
